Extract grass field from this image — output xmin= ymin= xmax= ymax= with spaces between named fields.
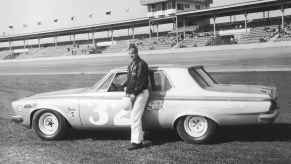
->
xmin=1 ymin=72 xmax=291 ymax=164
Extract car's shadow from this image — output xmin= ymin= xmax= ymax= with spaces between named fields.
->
xmin=66 ymin=129 xmax=180 ymax=146
xmin=216 ymin=123 xmax=291 ymax=143
xmin=65 ymin=123 xmax=291 ymax=145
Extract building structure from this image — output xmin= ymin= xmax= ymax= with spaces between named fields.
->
xmin=0 ymin=0 xmax=291 ymax=51
xmin=140 ymin=0 xmax=212 ymax=18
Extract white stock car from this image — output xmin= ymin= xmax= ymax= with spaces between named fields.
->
xmin=10 ymin=65 xmax=279 ymax=144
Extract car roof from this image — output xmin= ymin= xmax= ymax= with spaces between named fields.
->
xmin=111 ymin=64 xmax=204 ymax=72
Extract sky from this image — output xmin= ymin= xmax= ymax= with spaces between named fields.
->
xmin=0 ymin=0 xmax=246 ymax=35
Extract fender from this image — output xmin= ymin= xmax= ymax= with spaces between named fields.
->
xmin=29 ymin=103 xmax=81 ymax=128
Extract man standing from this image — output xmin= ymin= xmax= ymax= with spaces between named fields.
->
xmin=126 ymin=43 xmax=149 ymax=150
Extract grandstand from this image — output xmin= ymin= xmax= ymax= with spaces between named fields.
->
xmin=1 ymin=0 xmax=291 ymax=60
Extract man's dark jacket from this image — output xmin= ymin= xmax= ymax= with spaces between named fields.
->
xmin=126 ymin=57 xmax=149 ymax=95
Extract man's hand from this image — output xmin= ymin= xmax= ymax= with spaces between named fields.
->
xmin=126 ymin=94 xmax=135 ymax=104
xmin=129 ymin=94 xmax=135 ymax=103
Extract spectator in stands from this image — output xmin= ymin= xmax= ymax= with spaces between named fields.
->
xmin=277 ymin=25 xmax=284 ymax=38
xmin=179 ymin=33 xmax=184 ymax=41
xmin=230 ymin=36 xmax=237 ymax=44
xmin=125 ymin=43 xmax=150 ymax=151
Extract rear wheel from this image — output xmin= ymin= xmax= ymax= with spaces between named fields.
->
xmin=176 ymin=115 xmax=217 ymax=144
xmin=32 ymin=109 xmax=69 ymax=140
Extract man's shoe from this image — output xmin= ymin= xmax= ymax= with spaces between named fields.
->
xmin=127 ymin=143 xmax=143 ymax=151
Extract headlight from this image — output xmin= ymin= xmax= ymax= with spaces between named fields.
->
xmin=12 ymin=101 xmax=37 ymax=112
xmin=24 ymin=103 xmax=37 ymax=109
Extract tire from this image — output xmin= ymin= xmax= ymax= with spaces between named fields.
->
xmin=176 ymin=115 xmax=217 ymax=144
xmin=32 ymin=109 xmax=69 ymax=140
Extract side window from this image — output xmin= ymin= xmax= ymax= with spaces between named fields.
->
xmin=108 ymin=72 xmax=128 ymax=92
xmin=177 ymin=3 xmax=184 ymax=10
xmin=97 ymin=73 xmax=115 ymax=91
xmin=150 ymin=71 xmax=171 ymax=92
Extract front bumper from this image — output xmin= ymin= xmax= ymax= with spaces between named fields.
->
xmin=258 ymin=109 xmax=279 ymax=124
xmin=9 ymin=115 xmax=24 ymax=124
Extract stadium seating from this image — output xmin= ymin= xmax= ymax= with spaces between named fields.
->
xmin=135 ymin=36 xmax=176 ymax=50
xmin=37 ymin=47 xmax=68 ymax=58
xmin=1 ymin=22 xmax=291 ymax=60
xmin=102 ymin=40 xmax=129 ymax=53
xmin=237 ymin=26 xmax=278 ymax=44
xmin=181 ymin=36 xmax=213 ymax=47
xmin=137 ymin=38 xmax=157 ymax=50
xmin=12 ymin=46 xmax=71 ymax=59
xmin=274 ymin=25 xmax=291 ymax=42
xmin=0 ymin=50 xmax=11 ymax=60
xmin=275 ymin=35 xmax=291 ymax=41
xmin=180 ymin=32 xmax=214 ymax=47
xmin=15 ymin=48 xmax=42 ymax=59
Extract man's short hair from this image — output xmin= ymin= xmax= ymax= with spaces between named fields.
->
xmin=128 ymin=43 xmax=138 ymax=54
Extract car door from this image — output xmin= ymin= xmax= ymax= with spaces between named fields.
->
xmin=79 ymin=71 xmax=131 ymax=128
xmin=143 ymin=70 xmax=172 ymax=129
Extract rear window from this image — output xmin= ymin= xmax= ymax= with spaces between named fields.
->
xmin=196 ymin=68 xmax=216 ymax=85
xmin=188 ymin=67 xmax=211 ymax=88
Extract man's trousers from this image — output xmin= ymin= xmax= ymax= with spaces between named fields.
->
xmin=130 ymin=89 xmax=149 ymax=144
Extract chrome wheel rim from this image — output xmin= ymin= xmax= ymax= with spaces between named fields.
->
xmin=184 ymin=116 xmax=208 ymax=138
xmin=38 ymin=112 xmax=59 ymax=135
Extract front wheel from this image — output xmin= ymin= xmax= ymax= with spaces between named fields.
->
xmin=32 ymin=109 xmax=69 ymax=140
xmin=176 ymin=116 xmax=217 ymax=144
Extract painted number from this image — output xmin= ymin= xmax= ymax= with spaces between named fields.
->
xmin=89 ymin=104 xmax=109 ymax=126
xmin=113 ymin=110 xmax=131 ymax=125
xmin=87 ymin=98 xmax=135 ymax=126
xmin=113 ymin=97 xmax=132 ymax=125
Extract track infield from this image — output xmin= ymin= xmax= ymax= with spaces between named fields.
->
xmin=1 ymin=71 xmax=291 ymax=164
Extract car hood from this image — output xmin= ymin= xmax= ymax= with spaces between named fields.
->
xmin=208 ymin=84 xmax=277 ymax=99
xmin=28 ymin=87 xmax=88 ymax=99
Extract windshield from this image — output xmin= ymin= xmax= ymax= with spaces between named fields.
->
xmin=188 ymin=67 xmax=216 ymax=88
xmin=91 ymin=73 xmax=114 ymax=91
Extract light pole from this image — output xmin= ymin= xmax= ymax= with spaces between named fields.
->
xmin=8 ymin=25 xmax=14 ymax=52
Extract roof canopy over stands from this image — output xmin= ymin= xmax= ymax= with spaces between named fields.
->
xmin=140 ymin=0 xmax=168 ymax=5
xmin=170 ymin=25 xmax=199 ymax=33
xmin=1 ymin=0 xmax=291 ymax=44
xmin=140 ymin=0 xmax=213 ymax=5
xmin=179 ymin=0 xmax=291 ymax=18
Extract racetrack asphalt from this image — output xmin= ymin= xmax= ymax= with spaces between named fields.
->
xmin=1 ymin=45 xmax=291 ymax=75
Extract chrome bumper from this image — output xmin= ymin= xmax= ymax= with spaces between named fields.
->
xmin=9 ymin=115 xmax=23 ymax=123
xmin=258 ymin=110 xmax=279 ymax=124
